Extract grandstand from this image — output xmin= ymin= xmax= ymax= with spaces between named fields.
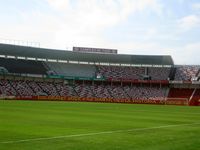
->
xmin=0 ymin=43 xmax=199 ymax=106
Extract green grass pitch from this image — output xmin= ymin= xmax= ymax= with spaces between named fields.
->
xmin=0 ymin=100 xmax=200 ymax=150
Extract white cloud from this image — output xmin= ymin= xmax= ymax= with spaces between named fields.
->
xmin=178 ymin=15 xmax=200 ymax=31
xmin=177 ymin=0 xmax=186 ymax=4
xmin=116 ymin=41 xmax=200 ymax=65
xmin=45 ymin=0 xmax=162 ymax=28
xmin=42 ymin=0 xmax=163 ymax=49
xmin=192 ymin=3 xmax=200 ymax=11
xmin=0 ymin=0 xmax=162 ymax=49
xmin=47 ymin=0 xmax=70 ymax=11
xmin=174 ymin=43 xmax=200 ymax=65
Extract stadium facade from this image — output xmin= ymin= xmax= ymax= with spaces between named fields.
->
xmin=0 ymin=43 xmax=199 ymax=106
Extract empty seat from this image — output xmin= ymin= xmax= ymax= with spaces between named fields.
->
xmin=46 ymin=62 xmax=96 ymax=78
xmin=0 ymin=58 xmax=47 ymax=75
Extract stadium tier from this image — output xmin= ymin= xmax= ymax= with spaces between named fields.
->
xmin=97 ymin=66 xmax=145 ymax=80
xmin=174 ymin=66 xmax=200 ymax=81
xmin=0 ymin=57 xmax=47 ymax=75
xmin=46 ymin=62 xmax=96 ymax=77
xmin=147 ymin=67 xmax=171 ymax=80
xmin=0 ymin=43 xmax=200 ymax=106
xmin=0 ymin=79 xmax=168 ymax=100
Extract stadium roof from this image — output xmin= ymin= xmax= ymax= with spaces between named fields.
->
xmin=0 ymin=44 xmax=174 ymax=65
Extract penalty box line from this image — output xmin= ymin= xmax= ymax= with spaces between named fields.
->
xmin=1 ymin=122 xmax=200 ymax=144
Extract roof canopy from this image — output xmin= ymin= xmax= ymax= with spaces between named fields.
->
xmin=0 ymin=44 xmax=174 ymax=65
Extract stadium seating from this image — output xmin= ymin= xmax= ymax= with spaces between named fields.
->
xmin=2 ymin=78 xmax=200 ymax=105
xmin=90 ymin=85 xmax=113 ymax=98
xmin=148 ymin=67 xmax=171 ymax=80
xmin=0 ymin=57 xmax=173 ymax=80
xmin=0 ymin=58 xmax=47 ymax=75
xmin=55 ymin=83 xmax=77 ymax=97
xmin=97 ymin=66 xmax=145 ymax=80
xmin=0 ymin=80 xmax=16 ymax=96
xmin=0 ymin=79 xmax=168 ymax=101
xmin=74 ymin=84 xmax=94 ymax=98
xmin=37 ymin=82 xmax=59 ymax=96
xmin=124 ymin=86 xmax=167 ymax=100
xmin=28 ymin=81 xmax=47 ymax=96
xmin=10 ymin=80 xmax=35 ymax=96
xmin=97 ymin=66 xmax=171 ymax=80
xmin=46 ymin=62 xmax=96 ymax=78
xmin=107 ymin=85 xmax=129 ymax=99
xmin=1 ymin=44 xmax=200 ymax=106
xmin=174 ymin=66 xmax=200 ymax=81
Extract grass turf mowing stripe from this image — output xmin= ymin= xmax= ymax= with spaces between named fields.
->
xmin=1 ymin=122 xmax=200 ymax=144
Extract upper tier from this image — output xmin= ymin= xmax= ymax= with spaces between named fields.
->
xmin=0 ymin=43 xmax=199 ymax=81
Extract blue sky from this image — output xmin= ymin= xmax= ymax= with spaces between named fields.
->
xmin=0 ymin=0 xmax=200 ymax=65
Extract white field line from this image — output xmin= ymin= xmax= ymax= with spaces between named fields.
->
xmin=1 ymin=122 xmax=200 ymax=144
xmin=128 ymin=109 xmax=200 ymax=115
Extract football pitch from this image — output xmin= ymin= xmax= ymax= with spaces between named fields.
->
xmin=0 ymin=100 xmax=200 ymax=150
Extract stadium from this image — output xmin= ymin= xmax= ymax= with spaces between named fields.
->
xmin=0 ymin=43 xmax=200 ymax=106
xmin=1 ymin=0 xmax=200 ymax=149
xmin=0 ymin=43 xmax=200 ymax=150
